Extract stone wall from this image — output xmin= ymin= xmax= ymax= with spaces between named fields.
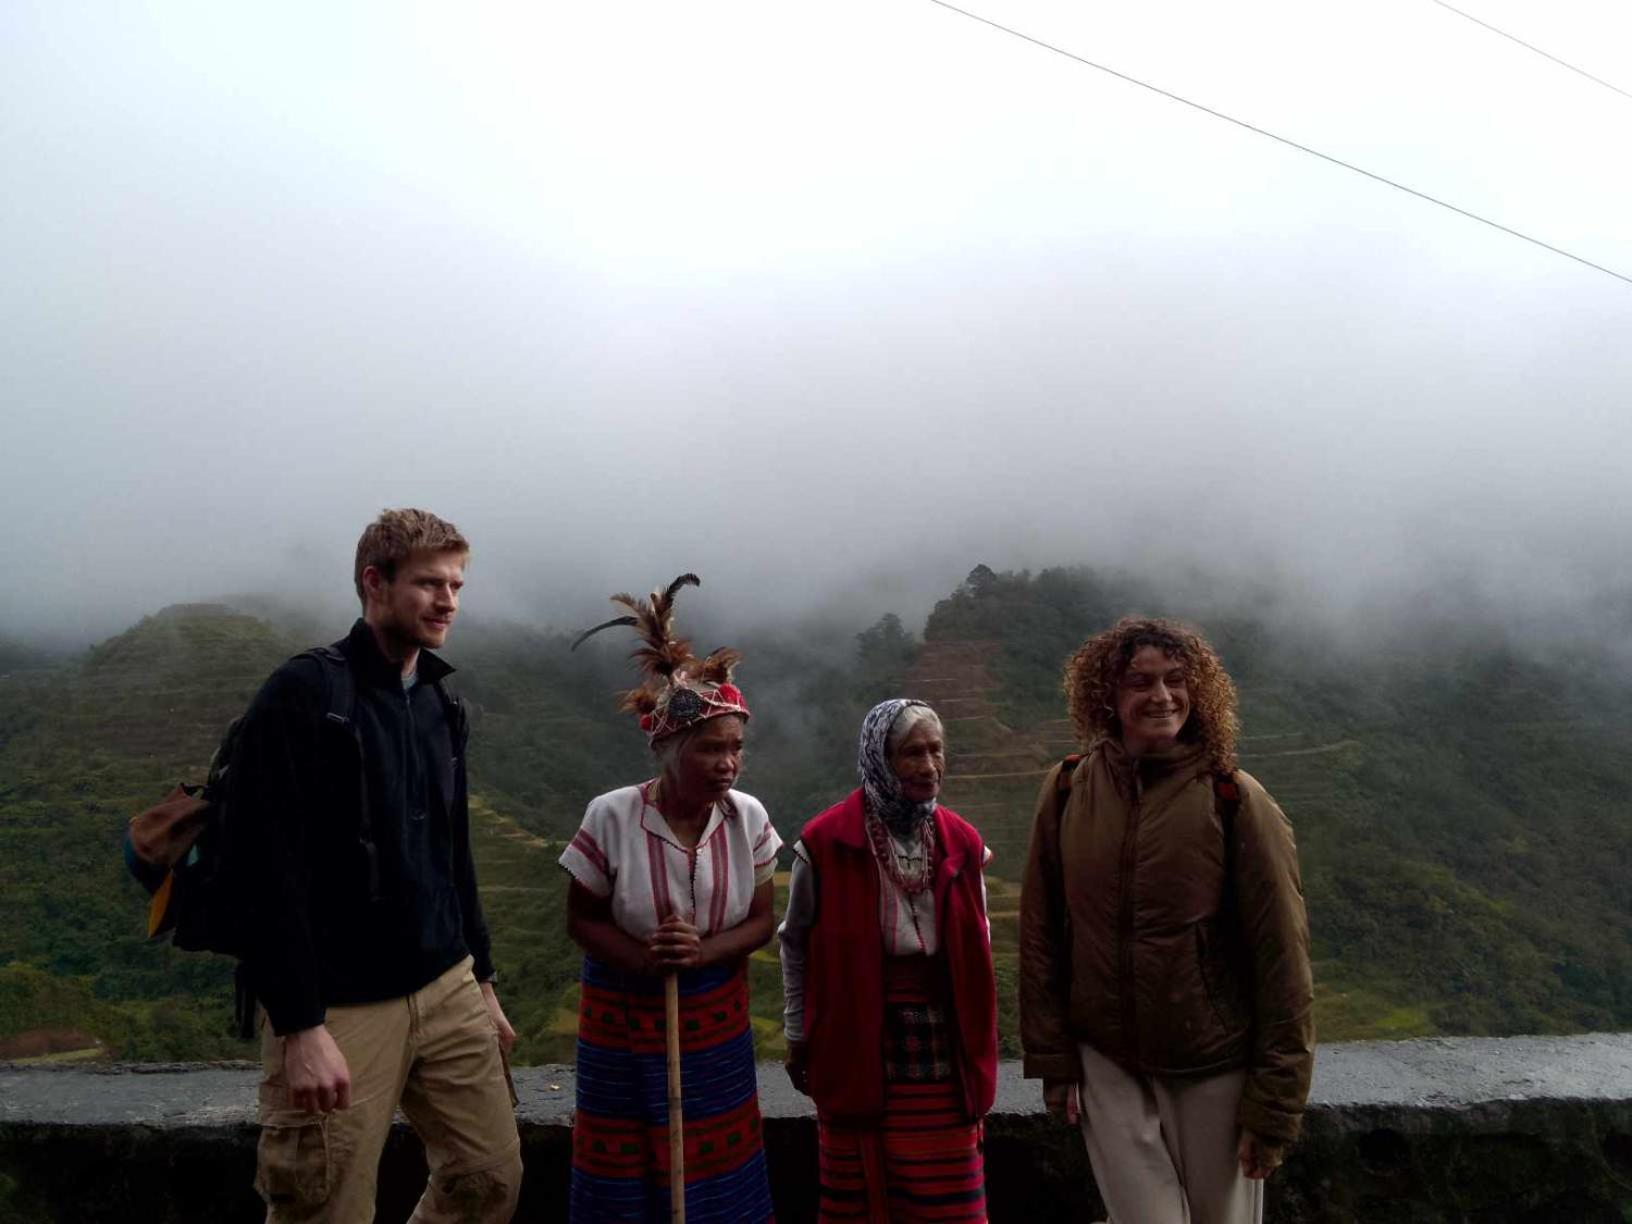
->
xmin=4 ymin=1035 xmax=1631 ymax=1222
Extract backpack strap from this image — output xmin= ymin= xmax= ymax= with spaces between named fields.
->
xmin=302 ymin=644 xmax=379 ymax=902
xmin=305 ymin=644 xmax=356 ymax=723
xmin=1049 ymin=753 xmax=1084 ymax=939
xmin=1213 ymin=772 xmax=1242 ymax=926
xmin=1051 ymin=753 xmax=1083 ymax=858
xmin=1212 ymin=772 xmax=1240 ymax=862
xmin=1054 ymin=753 xmax=1083 ymax=806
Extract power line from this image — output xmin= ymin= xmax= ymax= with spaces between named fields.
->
xmin=924 ymin=0 xmax=1632 ymax=289
xmin=1427 ymin=0 xmax=1632 ymax=104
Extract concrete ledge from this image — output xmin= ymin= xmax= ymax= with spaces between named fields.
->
xmin=3 ymin=1035 xmax=1631 ymax=1221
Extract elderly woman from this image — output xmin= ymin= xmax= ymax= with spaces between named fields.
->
xmin=560 ymin=576 xmax=782 ymax=1222
xmin=1019 ymin=617 xmax=1314 ymax=1224
xmin=779 ymin=698 xmax=998 ymax=1223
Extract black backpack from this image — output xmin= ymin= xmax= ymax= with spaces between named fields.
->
xmin=124 ymin=646 xmax=358 ymax=1034
xmin=126 ymin=641 xmax=471 ymax=1034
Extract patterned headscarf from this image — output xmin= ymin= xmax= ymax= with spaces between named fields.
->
xmin=858 ymin=698 xmax=939 ymax=836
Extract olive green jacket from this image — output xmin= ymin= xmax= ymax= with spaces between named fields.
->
xmin=1018 ymin=739 xmax=1315 ymax=1147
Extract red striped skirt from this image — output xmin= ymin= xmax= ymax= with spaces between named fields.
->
xmin=570 ymin=958 xmax=773 ymax=1221
xmin=816 ymin=957 xmax=987 ymax=1223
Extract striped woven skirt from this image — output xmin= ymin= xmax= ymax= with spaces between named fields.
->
xmin=570 ymin=956 xmax=774 ymax=1222
xmin=816 ymin=956 xmax=987 ymax=1223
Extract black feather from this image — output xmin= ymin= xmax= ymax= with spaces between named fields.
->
xmin=663 ymin=573 xmax=701 ymax=604
xmin=571 ymin=615 xmax=639 ymax=652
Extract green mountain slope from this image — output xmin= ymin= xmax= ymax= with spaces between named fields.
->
xmin=3 ymin=576 xmax=1629 ymax=1064
xmin=0 ymin=605 xmax=302 ymax=1058
xmin=0 ymin=605 xmax=855 ymax=1065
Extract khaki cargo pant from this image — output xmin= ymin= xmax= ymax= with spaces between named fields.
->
xmin=1075 ymin=1042 xmax=1262 ymax=1224
xmin=256 ymin=956 xmax=522 ymax=1223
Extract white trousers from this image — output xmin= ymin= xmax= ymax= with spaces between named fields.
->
xmin=1076 ymin=1042 xmax=1263 ymax=1224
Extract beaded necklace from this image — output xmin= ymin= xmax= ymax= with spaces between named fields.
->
xmin=865 ymin=809 xmax=936 ymax=896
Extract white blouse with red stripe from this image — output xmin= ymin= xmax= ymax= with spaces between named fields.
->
xmin=558 ymin=782 xmax=783 ymax=941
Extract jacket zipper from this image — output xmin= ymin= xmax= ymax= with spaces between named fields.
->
xmin=1117 ymin=769 xmax=1142 ymax=1065
xmin=405 ymin=686 xmax=457 ymax=876
xmin=403 ymin=688 xmax=421 ymax=822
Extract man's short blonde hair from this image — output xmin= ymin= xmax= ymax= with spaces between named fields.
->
xmin=353 ymin=508 xmax=470 ymax=607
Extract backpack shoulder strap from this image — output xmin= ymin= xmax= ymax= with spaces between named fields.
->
xmin=303 ymin=643 xmax=355 ymax=725
xmin=300 ymin=643 xmax=379 ymax=900
xmin=1213 ymin=772 xmax=1242 ymax=923
xmin=1052 ymin=752 xmax=1083 ymax=841
xmin=1046 ymin=752 xmax=1085 ymax=949
xmin=1055 ymin=753 xmax=1083 ymax=803
xmin=1212 ymin=772 xmax=1241 ymax=855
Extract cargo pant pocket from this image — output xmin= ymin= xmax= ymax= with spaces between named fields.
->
xmin=254 ymin=1115 xmax=332 ymax=1209
xmin=474 ymin=984 xmax=520 ymax=1110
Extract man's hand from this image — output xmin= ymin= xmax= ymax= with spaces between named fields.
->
xmin=1043 ymin=1080 xmax=1080 ymax=1125
xmin=1237 ymin=1130 xmax=1284 ymax=1180
xmin=283 ymin=1025 xmax=351 ymax=1113
xmin=785 ymin=1039 xmax=810 ymax=1096
xmin=649 ymin=915 xmax=703 ymax=970
xmin=479 ymin=980 xmax=516 ymax=1056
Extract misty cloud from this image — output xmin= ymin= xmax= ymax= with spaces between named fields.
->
xmin=3 ymin=1 xmax=1629 ymax=648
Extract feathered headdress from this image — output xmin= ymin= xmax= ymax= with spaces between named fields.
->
xmin=572 ymin=573 xmax=750 ymax=743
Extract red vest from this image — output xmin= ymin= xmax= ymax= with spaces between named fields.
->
xmin=800 ymin=789 xmax=999 ymax=1123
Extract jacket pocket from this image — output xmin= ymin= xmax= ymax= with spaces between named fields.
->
xmin=254 ymin=1116 xmax=331 ymax=1208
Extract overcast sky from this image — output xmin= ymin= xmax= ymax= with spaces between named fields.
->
xmin=3 ymin=0 xmax=1629 ymax=646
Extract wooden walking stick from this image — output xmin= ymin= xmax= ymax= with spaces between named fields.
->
xmin=666 ymin=971 xmax=685 ymax=1224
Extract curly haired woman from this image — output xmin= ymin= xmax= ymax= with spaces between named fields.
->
xmin=1018 ymin=617 xmax=1313 ymax=1224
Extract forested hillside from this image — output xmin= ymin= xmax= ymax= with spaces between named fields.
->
xmin=3 ymin=569 xmax=1629 ymax=1065
xmin=0 ymin=602 xmax=903 ymax=1064
xmin=0 ymin=606 xmax=300 ymax=1059
xmin=923 ymin=566 xmax=1632 ymax=1039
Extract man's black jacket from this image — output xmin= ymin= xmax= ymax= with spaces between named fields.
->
xmin=231 ymin=619 xmax=495 ymax=1035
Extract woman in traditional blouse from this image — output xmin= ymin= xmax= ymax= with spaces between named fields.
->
xmin=779 ymin=698 xmax=998 ymax=1223
xmin=560 ymin=576 xmax=782 ymax=1222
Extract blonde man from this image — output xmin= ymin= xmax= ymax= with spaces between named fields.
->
xmin=235 ymin=508 xmax=521 ymax=1222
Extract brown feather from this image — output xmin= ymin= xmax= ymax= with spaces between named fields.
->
xmin=576 ymin=573 xmax=705 ymax=685
xmin=696 ymin=647 xmax=742 ymax=685
xmin=617 ymin=684 xmax=662 ymax=715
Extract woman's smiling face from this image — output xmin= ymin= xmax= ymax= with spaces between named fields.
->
xmin=1115 ymin=645 xmax=1191 ymax=755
